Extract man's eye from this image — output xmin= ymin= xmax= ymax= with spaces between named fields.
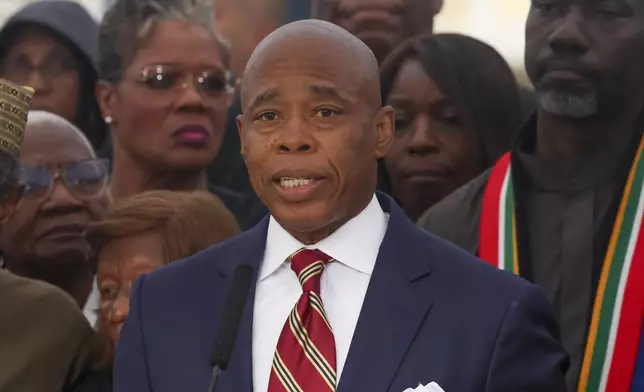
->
xmin=532 ymin=0 xmax=556 ymax=13
xmin=315 ymin=108 xmax=338 ymax=118
xmin=394 ymin=114 xmax=410 ymax=131
xmin=259 ymin=112 xmax=278 ymax=121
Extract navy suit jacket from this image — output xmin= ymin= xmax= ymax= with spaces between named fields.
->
xmin=114 ymin=194 xmax=569 ymax=392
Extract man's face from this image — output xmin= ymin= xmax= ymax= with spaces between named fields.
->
xmin=326 ymin=0 xmax=443 ymax=62
xmin=525 ymin=0 xmax=644 ymax=119
xmin=238 ymin=36 xmax=393 ymax=236
xmin=0 ymin=127 xmax=107 ymax=265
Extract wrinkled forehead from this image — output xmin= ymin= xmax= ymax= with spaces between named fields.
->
xmin=242 ymin=39 xmax=368 ymax=108
xmin=22 ymin=125 xmax=94 ymax=164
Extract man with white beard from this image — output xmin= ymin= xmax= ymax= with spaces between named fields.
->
xmin=418 ymin=1 xmax=644 ymax=391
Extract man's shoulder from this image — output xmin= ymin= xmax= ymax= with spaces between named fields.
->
xmin=416 ymin=170 xmax=491 ymax=252
xmin=0 ymin=271 xmax=91 ymax=358
xmin=410 ymin=227 xmax=537 ymax=314
xmin=0 ymin=271 xmax=85 ymax=323
xmin=421 ymin=169 xmax=490 ymax=224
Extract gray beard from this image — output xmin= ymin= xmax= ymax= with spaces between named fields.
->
xmin=537 ymin=89 xmax=598 ymax=118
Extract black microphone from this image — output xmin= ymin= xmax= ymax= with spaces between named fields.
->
xmin=208 ymin=264 xmax=254 ymax=392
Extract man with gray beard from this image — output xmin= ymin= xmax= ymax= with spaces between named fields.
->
xmin=418 ymin=0 xmax=644 ymax=390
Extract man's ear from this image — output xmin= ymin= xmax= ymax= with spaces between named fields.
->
xmin=237 ymin=113 xmax=246 ymax=158
xmin=374 ymin=105 xmax=395 ymax=159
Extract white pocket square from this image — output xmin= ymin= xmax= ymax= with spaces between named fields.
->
xmin=403 ymin=381 xmax=445 ymax=392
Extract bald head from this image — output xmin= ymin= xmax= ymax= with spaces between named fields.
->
xmin=22 ymin=111 xmax=96 ymax=165
xmin=236 ymin=19 xmax=394 ymax=244
xmin=24 ymin=111 xmax=95 ymax=157
xmin=241 ymin=19 xmax=382 ymax=111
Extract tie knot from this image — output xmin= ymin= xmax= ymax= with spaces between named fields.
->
xmin=289 ymin=248 xmax=333 ymax=293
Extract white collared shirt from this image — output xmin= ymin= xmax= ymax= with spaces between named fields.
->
xmin=252 ymin=195 xmax=388 ymax=392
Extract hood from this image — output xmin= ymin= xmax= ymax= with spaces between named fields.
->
xmin=0 ymin=0 xmax=98 ymax=70
xmin=0 ymin=1 xmax=108 ymax=151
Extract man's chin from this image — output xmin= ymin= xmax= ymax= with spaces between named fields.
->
xmin=36 ymin=242 xmax=90 ymax=264
xmin=271 ymin=204 xmax=343 ymax=240
xmin=538 ymin=89 xmax=598 ymax=119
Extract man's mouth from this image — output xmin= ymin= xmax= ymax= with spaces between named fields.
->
xmin=279 ymin=177 xmax=314 ymax=188
xmin=273 ymin=177 xmax=326 ymax=202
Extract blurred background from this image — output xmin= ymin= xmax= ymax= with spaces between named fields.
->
xmin=0 ymin=0 xmax=530 ymax=83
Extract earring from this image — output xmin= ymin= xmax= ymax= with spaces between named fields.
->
xmin=104 ymin=116 xmax=113 ymax=125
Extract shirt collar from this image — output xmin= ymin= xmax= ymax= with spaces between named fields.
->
xmin=512 ymin=112 xmax=639 ymax=192
xmin=259 ymin=194 xmax=388 ymax=281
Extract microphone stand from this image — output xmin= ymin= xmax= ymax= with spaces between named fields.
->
xmin=206 ymin=264 xmax=254 ymax=392
xmin=208 ymin=365 xmax=222 ymax=392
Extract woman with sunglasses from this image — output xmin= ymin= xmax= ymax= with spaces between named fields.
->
xmin=94 ymin=0 xmax=264 ymax=228
xmin=0 ymin=110 xmax=109 ymax=311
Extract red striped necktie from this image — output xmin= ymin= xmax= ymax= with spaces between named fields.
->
xmin=268 ymin=248 xmax=337 ymax=392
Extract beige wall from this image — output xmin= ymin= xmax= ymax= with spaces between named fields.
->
xmin=434 ymin=0 xmax=531 ymax=85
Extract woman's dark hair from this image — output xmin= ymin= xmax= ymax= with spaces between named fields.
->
xmin=98 ymin=0 xmax=231 ymax=84
xmin=380 ymin=33 xmax=523 ymax=167
xmin=74 ymin=47 xmax=106 ymax=151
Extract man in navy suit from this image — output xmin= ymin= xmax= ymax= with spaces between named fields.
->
xmin=114 ymin=20 xmax=568 ymax=392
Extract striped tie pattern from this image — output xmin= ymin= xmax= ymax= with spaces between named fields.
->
xmin=268 ymin=248 xmax=337 ymax=392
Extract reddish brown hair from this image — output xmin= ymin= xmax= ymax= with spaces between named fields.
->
xmin=86 ymin=190 xmax=240 ymax=369
xmin=88 ymin=190 xmax=240 ymax=264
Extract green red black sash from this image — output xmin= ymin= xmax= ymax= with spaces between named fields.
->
xmin=480 ymin=139 xmax=644 ymax=392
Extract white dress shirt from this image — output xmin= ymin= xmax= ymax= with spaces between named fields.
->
xmin=252 ymin=195 xmax=388 ymax=392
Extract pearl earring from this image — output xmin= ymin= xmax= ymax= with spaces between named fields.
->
xmin=104 ymin=116 xmax=113 ymax=125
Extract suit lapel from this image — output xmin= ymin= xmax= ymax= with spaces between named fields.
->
xmin=337 ymin=195 xmax=434 ymax=392
xmin=213 ymin=217 xmax=269 ymax=392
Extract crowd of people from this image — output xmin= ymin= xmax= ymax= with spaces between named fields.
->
xmin=1 ymin=0 xmax=643 ymax=391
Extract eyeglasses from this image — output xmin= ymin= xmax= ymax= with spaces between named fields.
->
xmin=134 ymin=64 xmax=234 ymax=108
xmin=19 ymin=158 xmax=110 ymax=202
xmin=0 ymin=51 xmax=76 ymax=84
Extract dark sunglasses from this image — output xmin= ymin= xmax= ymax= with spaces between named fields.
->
xmin=19 ymin=158 xmax=110 ymax=202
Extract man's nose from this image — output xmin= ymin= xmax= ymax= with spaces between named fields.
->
xmin=277 ymin=117 xmax=316 ymax=153
xmin=548 ymin=7 xmax=589 ymax=57
xmin=41 ymin=180 xmax=84 ymax=212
